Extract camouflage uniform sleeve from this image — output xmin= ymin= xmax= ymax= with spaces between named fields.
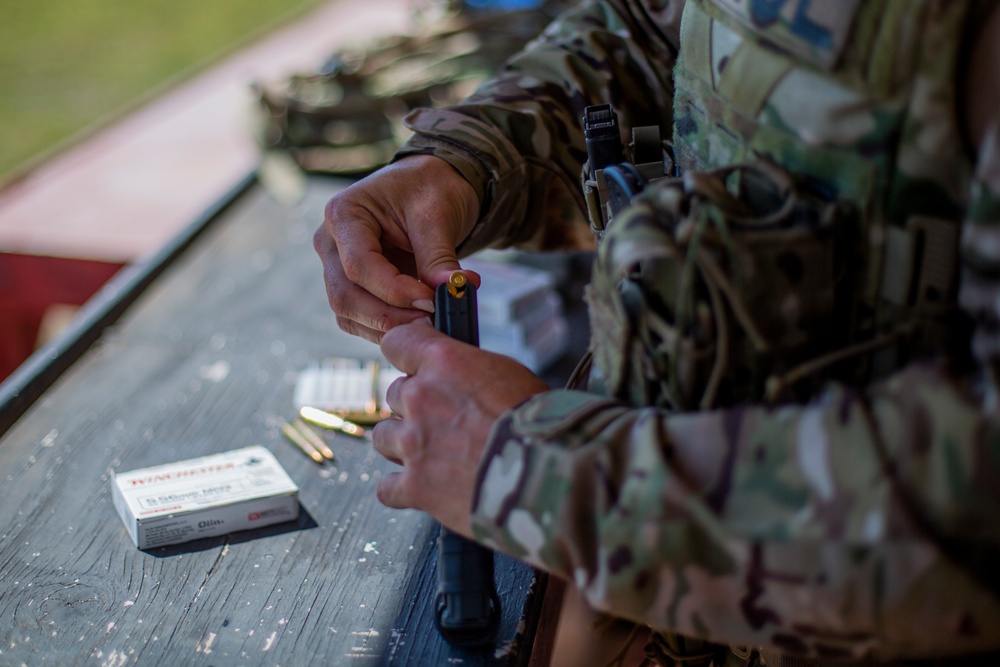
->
xmin=392 ymin=0 xmax=683 ymax=256
xmin=469 ymin=122 xmax=1000 ymax=660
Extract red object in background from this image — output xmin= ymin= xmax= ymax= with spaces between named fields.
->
xmin=0 ymin=252 xmax=124 ymax=382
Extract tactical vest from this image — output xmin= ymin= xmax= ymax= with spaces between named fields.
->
xmin=583 ymin=0 xmax=980 ymax=412
xmin=578 ymin=2 xmax=996 ymax=665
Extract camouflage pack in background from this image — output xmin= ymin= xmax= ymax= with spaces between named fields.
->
xmin=253 ymin=2 xmax=564 ymax=176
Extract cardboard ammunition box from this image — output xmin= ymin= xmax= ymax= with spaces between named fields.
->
xmin=112 ymin=445 xmax=299 ymax=549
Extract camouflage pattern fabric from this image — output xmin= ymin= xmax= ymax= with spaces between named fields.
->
xmin=393 ymin=0 xmax=683 ymax=255
xmin=585 ymin=161 xmax=863 ymax=412
xmin=391 ymin=0 xmax=1000 ymax=661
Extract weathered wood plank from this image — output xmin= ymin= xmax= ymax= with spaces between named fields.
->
xmin=0 ymin=178 xmax=551 ymax=666
xmin=381 ymin=531 xmax=549 ymax=667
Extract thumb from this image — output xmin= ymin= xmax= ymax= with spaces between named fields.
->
xmin=410 ymin=231 xmax=462 ymax=288
xmin=409 ymin=229 xmax=482 ymax=291
xmin=407 ymin=167 xmax=480 ymax=289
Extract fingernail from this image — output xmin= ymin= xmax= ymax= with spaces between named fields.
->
xmin=412 ymin=299 xmax=435 ymax=313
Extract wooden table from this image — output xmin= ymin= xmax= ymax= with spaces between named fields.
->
xmin=0 ymin=176 xmax=581 ymax=666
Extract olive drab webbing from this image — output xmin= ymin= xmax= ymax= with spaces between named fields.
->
xmin=573 ymin=2 xmax=983 ymax=665
xmin=580 ymin=0 xmax=974 ymax=415
xmin=585 ymin=155 xmax=862 ymax=411
xmin=582 ymin=154 xmax=985 ymax=665
xmin=671 ymin=0 xmax=971 ymax=389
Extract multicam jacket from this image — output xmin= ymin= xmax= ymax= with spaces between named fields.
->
xmin=395 ymin=0 xmax=1000 ymax=662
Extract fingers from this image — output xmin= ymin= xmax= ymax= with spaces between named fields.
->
xmin=324 ymin=273 xmax=426 ymax=343
xmin=314 ymin=227 xmax=433 ymax=339
xmin=407 ymin=220 xmax=480 ymax=293
xmin=371 ymin=419 xmax=416 ymax=510
xmin=386 ymin=155 xmax=480 ymax=289
xmin=318 ymin=198 xmax=434 ymax=311
xmin=407 ymin=227 xmax=469 ymax=290
xmin=376 ymin=472 xmax=407 ymax=509
xmin=383 ymin=373 xmax=408 ymax=418
xmin=371 ymin=413 xmax=475 ymax=535
xmin=372 ymin=417 xmax=404 ymax=466
xmin=322 ymin=269 xmax=428 ymax=342
xmin=313 ymin=155 xmax=481 ymax=340
xmin=379 ymin=318 xmax=442 ymax=376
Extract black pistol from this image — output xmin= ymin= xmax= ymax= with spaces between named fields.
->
xmin=433 ymin=272 xmax=501 ymax=646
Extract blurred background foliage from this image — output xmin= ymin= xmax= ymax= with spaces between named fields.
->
xmin=0 ymin=0 xmax=319 ymax=182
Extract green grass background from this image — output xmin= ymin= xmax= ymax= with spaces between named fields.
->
xmin=0 ymin=0 xmax=319 ymax=181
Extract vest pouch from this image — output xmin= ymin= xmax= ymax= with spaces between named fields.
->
xmin=587 ymin=160 xmax=860 ymax=410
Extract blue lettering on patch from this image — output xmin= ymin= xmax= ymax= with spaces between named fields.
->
xmin=710 ymin=0 xmax=861 ymax=68
xmin=790 ymin=0 xmax=832 ymax=49
xmin=749 ymin=0 xmax=832 ymax=50
xmin=749 ymin=0 xmax=784 ymax=27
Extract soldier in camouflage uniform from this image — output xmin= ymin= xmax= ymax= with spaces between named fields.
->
xmin=313 ymin=0 xmax=1000 ymax=664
